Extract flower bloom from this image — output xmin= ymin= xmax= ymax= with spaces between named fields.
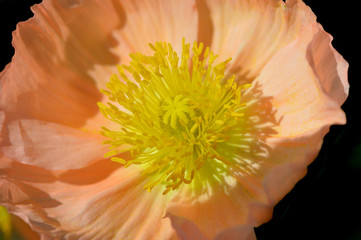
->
xmin=0 ymin=0 xmax=348 ymax=239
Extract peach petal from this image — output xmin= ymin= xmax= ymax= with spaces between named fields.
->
xmin=168 ymin=212 xmax=257 ymax=240
xmin=111 ymin=0 xmax=198 ymax=61
xmin=1 ymin=119 xmax=107 ymax=170
xmin=0 ymin=0 xmax=112 ymax=128
xmin=165 ymin=116 xmax=338 ymax=239
xmin=306 ymin=24 xmax=349 ymax=105
xmin=0 ymin=160 xmax=174 ymax=239
xmin=167 ymin=213 xmax=208 ymax=240
xmin=255 ymin=23 xmax=347 ymax=138
xmin=215 ymin=225 xmax=256 ymax=240
xmin=203 ymin=0 xmax=317 ymax=80
xmin=83 ymin=0 xmax=199 ymax=131
xmin=0 ymin=111 xmax=5 ymax=143
xmin=1 ymin=0 xmax=199 ymax=131
xmin=11 ymin=214 xmax=41 ymax=240
xmin=88 ymin=0 xmax=199 ymax=92
xmin=167 ymin=179 xmax=271 ymax=240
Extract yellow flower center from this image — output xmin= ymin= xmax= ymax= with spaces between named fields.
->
xmin=99 ymin=39 xmax=251 ymax=194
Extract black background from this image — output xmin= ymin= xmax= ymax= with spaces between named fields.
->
xmin=0 ymin=1 xmax=359 ymax=240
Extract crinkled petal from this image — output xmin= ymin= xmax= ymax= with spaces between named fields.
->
xmin=167 ymin=213 xmax=208 ymax=240
xmin=202 ymin=0 xmax=317 ymax=80
xmin=84 ymin=0 xmax=199 ymax=131
xmin=260 ymin=133 xmax=328 ymax=205
xmin=167 ymin=159 xmax=272 ymax=239
xmin=167 ymin=212 xmax=256 ymax=240
xmin=11 ymin=214 xmax=41 ymax=240
xmin=111 ymin=0 xmax=198 ymax=60
xmin=305 ymin=24 xmax=349 ymax=105
xmin=0 ymin=159 xmax=174 ymax=240
xmin=0 ymin=0 xmax=112 ymax=128
xmin=256 ymin=23 xmax=346 ymax=138
xmin=0 ymin=0 xmax=198 ymax=131
xmin=247 ymin=21 xmax=347 ymax=204
xmin=215 ymin=225 xmax=256 ymax=240
xmin=1 ymin=119 xmax=107 ymax=170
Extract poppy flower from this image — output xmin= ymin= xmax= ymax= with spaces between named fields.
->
xmin=0 ymin=0 xmax=348 ymax=239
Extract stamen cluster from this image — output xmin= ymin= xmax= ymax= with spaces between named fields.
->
xmin=99 ymin=39 xmax=250 ymax=194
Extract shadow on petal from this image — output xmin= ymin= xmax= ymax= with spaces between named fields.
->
xmin=1 ymin=179 xmax=61 ymax=232
xmin=196 ymin=0 xmax=213 ymax=49
xmin=306 ymin=24 xmax=349 ymax=106
xmin=215 ymin=224 xmax=256 ymax=240
xmin=58 ymin=156 xmax=128 ymax=185
xmin=59 ymin=0 xmax=124 ymax=67
xmin=1 ymin=160 xmax=57 ymax=184
xmin=195 ymin=82 xmax=280 ymax=197
xmin=166 ymin=212 xmax=208 ymax=240
xmin=167 ymin=82 xmax=281 ymax=238
xmin=0 ymin=0 xmax=128 ymax=130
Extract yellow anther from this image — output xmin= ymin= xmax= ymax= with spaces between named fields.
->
xmin=190 ymin=123 xmax=199 ymax=134
xmin=111 ymin=157 xmax=127 ymax=164
xmin=231 ymin=112 xmax=244 ymax=117
xmin=215 ymin=120 xmax=224 ymax=125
